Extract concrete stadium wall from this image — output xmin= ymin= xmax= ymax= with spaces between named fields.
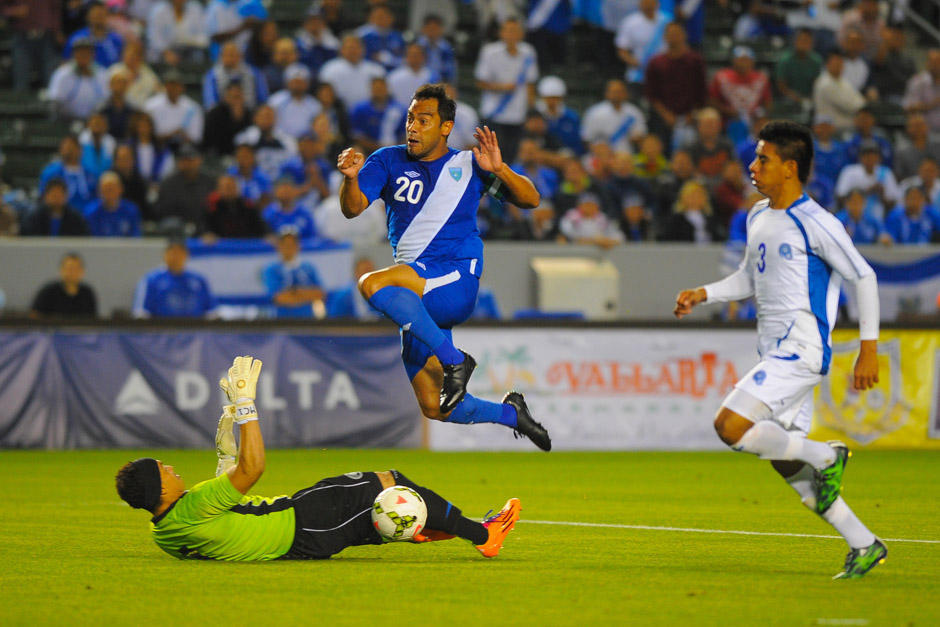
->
xmin=1 ymin=238 xmax=938 ymax=319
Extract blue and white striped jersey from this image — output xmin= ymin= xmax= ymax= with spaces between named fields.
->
xmin=357 ymin=146 xmax=503 ymax=266
xmin=706 ymin=194 xmax=875 ymax=374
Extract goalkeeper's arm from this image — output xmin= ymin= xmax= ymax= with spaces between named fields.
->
xmin=222 ymin=356 xmax=266 ymax=494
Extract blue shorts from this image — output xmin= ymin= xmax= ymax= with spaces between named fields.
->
xmin=401 ymin=258 xmax=480 ymax=380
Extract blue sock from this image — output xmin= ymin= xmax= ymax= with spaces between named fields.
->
xmin=446 ymin=394 xmax=518 ymax=427
xmin=368 ymin=286 xmax=463 ymax=365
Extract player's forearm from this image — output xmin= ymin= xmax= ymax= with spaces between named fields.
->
xmin=229 ymin=420 xmax=265 ymax=492
xmin=493 ymin=167 xmax=540 ymax=209
xmin=339 ymin=176 xmax=368 ymax=218
xmin=854 ymin=272 xmax=880 ymax=341
xmin=703 ymin=268 xmax=753 ymax=303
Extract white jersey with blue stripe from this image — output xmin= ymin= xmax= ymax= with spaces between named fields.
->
xmin=738 ymin=194 xmax=874 ymax=373
xmin=356 ymin=146 xmax=503 ymax=266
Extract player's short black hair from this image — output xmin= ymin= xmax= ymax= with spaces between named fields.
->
xmin=757 ymin=120 xmax=814 ymax=184
xmin=412 ymin=83 xmax=456 ymax=124
xmin=423 ymin=13 xmax=443 ymax=26
xmin=115 ymin=458 xmax=162 ymax=512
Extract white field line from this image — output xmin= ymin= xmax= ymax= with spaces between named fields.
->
xmin=521 ymin=520 xmax=940 ymax=544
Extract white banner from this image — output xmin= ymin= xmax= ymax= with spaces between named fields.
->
xmin=429 ymin=329 xmax=761 ymax=451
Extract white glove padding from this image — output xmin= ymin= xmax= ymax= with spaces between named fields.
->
xmin=227 ymin=355 xmax=262 ymax=424
xmin=216 ymin=405 xmax=237 ymax=457
xmin=215 ymin=405 xmax=237 ymax=476
xmin=219 ymin=377 xmax=237 ymax=405
xmin=228 ymin=355 xmax=262 ymax=401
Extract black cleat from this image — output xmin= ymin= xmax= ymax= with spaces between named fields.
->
xmin=440 ymin=351 xmax=476 ymax=414
xmin=503 ymin=391 xmax=551 ymax=451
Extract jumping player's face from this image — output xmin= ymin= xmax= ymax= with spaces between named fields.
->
xmin=405 ymin=98 xmax=452 ymax=160
xmin=749 ymin=141 xmax=792 ymax=196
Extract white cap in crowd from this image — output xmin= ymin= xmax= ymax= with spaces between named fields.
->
xmin=537 ymin=76 xmax=567 ymax=98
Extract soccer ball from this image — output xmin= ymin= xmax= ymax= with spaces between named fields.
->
xmin=371 ymin=486 xmax=427 ymax=542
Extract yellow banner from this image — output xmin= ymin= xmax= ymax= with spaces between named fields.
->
xmin=811 ymin=330 xmax=940 ymax=449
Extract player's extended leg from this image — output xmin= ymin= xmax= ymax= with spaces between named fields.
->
xmin=715 ymin=388 xmax=849 ymax=513
xmin=410 ymin=355 xmax=552 ymax=451
xmin=388 ymin=470 xmax=521 ymax=557
xmin=771 ymin=460 xmax=887 ymax=579
xmin=359 ymin=264 xmax=473 ymax=412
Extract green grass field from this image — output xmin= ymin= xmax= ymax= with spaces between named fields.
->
xmin=2 ymin=449 xmax=938 ymax=626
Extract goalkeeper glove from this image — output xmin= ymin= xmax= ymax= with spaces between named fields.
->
xmin=215 ymin=404 xmax=237 ymax=477
xmin=227 ymin=355 xmax=263 ymax=424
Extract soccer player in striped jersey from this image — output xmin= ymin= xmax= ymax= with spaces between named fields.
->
xmin=116 ymin=356 xmax=520 ymax=561
xmin=673 ymin=120 xmax=887 ymax=579
xmin=336 ymin=84 xmax=551 ymax=451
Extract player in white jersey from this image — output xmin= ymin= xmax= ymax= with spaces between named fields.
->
xmin=674 ymin=120 xmax=887 ymax=579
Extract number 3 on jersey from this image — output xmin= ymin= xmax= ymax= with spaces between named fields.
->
xmin=393 ymin=176 xmax=424 ymax=204
xmin=757 ymin=242 xmax=766 ymax=273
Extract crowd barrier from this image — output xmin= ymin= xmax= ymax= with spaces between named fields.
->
xmin=1 ymin=322 xmax=938 ymax=450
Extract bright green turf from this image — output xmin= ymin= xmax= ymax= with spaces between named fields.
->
xmin=1 ymin=449 xmax=938 ymax=626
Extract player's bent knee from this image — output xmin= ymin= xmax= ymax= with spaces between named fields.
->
xmin=713 ymin=408 xmax=751 ymax=445
xmin=358 ymin=271 xmax=384 ymax=298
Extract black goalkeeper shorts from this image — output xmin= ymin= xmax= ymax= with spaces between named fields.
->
xmin=280 ymin=471 xmax=386 ymax=559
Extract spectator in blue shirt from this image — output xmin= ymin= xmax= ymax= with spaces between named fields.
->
xmin=525 ymin=0 xmax=572 ymax=72
xmin=885 ymin=186 xmax=940 ymax=245
xmin=349 ymin=77 xmax=407 ymax=153
xmin=79 ymin=112 xmax=115 ymax=181
xmin=295 ymin=6 xmax=339 ymax=76
xmin=228 ymin=142 xmax=272 ymax=205
xmin=64 ymin=2 xmax=124 ymax=67
xmin=84 ymin=171 xmax=142 ymax=237
xmin=416 ymin=14 xmax=456 ymax=84
xmin=844 ymin=106 xmax=893 ymax=167
xmin=133 ymin=240 xmax=217 ymax=318
xmin=536 ymin=75 xmax=583 ymax=155
xmin=40 ymin=135 xmax=98 ymax=213
xmin=325 ymin=257 xmax=382 ymax=319
xmin=811 ymin=114 xmax=848 ymax=210
xmin=278 ymin=132 xmax=332 ymax=209
xmin=262 ymin=178 xmax=317 ymax=239
xmin=836 ymin=188 xmax=888 ymax=245
xmin=261 ymin=227 xmax=325 ymax=318
xmin=512 ymin=137 xmax=561 ymax=200
xmin=355 ymin=4 xmax=405 ymax=71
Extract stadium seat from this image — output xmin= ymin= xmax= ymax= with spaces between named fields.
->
xmin=0 ymin=91 xmax=49 ymax=118
xmin=512 ymin=309 xmax=585 ymax=320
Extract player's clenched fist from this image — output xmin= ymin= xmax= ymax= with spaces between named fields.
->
xmin=673 ymin=287 xmax=707 ymax=319
xmin=337 ymin=147 xmax=365 ymax=178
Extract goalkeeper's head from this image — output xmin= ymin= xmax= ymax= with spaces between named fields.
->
xmin=116 ymin=458 xmax=185 ymax=514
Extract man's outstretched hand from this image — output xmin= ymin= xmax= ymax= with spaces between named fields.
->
xmin=472 ymin=126 xmax=504 ymax=175
xmin=227 ymin=356 xmax=262 ymax=424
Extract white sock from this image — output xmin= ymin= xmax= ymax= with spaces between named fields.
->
xmin=782 ymin=465 xmax=876 ymax=549
xmin=733 ymin=421 xmax=835 ymax=470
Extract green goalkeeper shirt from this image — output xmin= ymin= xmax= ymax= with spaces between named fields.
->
xmin=150 ymin=474 xmax=295 ymax=561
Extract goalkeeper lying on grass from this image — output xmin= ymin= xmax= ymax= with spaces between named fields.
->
xmin=115 ymin=355 xmax=520 ymax=561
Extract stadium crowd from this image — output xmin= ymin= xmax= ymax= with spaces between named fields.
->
xmin=1 ymin=0 xmax=940 ymax=318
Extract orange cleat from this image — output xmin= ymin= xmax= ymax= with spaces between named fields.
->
xmin=475 ymin=498 xmax=521 ymax=558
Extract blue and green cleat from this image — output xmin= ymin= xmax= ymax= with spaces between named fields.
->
xmin=814 ymin=441 xmax=850 ymax=515
xmin=833 ymin=539 xmax=888 ymax=580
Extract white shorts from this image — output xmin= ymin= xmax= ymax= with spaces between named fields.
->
xmin=724 ymin=340 xmax=824 ymax=435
